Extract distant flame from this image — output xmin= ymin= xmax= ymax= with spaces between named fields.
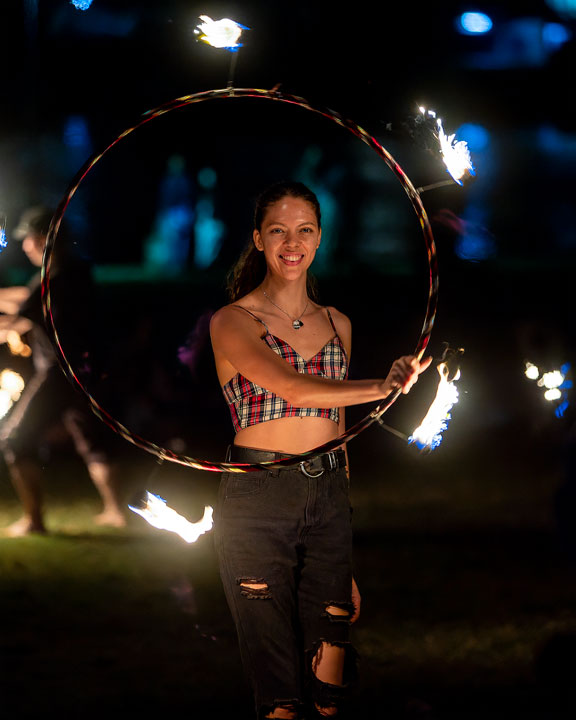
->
xmin=6 ymin=330 xmax=31 ymax=358
xmin=0 ymin=368 xmax=25 ymax=419
xmin=409 ymin=349 xmax=462 ymax=451
xmin=539 ymin=369 xmax=565 ymax=390
xmin=524 ymin=360 xmax=572 ymax=413
xmin=525 ymin=362 xmax=540 ymax=380
xmin=129 ymin=492 xmax=213 ymax=543
xmin=194 ymin=15 xmax=248 ymax=51
xmin=544 ymin=388 xmax=562 ymax=401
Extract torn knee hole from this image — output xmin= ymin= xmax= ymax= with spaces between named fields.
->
xmin=237 ymin=577 xmax=272 ymax=599
xmin=326 ymin=605 xmax=349 ymax=617
xmin=263 ymin=700 xmax=299 ymax=719
xmin=264 ymin=709 xmax=297 ymax=719
xmin=312 ymin=641 xmax=346 ymax=675
xmin=309 ymin=640 xmax=358 ymax=693
xmin=315 ymin=703 xmax=338 ymax=717
xmin=323 ymin=602 xmax=354 ymax=622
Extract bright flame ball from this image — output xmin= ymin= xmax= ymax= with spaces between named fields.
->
xmin=525 ymin=362 xmax=540 ymax=380
xmin=195 ymin=15 xmax=248 ymax=51
xmin=0 ymin=368 xmax=25 ymax=419
xmin=0 ymin=369 xmax=25 ymax=399
xmin=540 ymin=370 xmax=565 ymax=389
xmin=545 ymin=388 xmax=563 ymax=401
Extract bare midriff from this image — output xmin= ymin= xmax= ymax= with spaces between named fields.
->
xmin=234 ymin=415 xmax=341 ymax=454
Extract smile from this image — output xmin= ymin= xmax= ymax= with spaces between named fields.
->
xmin=280 ymin=254 xmax=304 ymax=264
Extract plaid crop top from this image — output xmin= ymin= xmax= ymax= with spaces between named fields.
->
xmin=222 ymin=306 xmax=349 ymax=432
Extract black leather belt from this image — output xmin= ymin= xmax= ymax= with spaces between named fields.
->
xmin=227 ymin=445 xmax=347 ymax=477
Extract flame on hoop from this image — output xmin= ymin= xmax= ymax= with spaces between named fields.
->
xmin=418 ymin=107 xmax=475 ymax=184
xmin=194 ymin=15 xmax=248 ymax=51
xmin=129 ymin=491 xmax=213 ymax=543
xmin=409 ymin=347 xmax=463 ymax=451
xmin=436 ymin=117 xmax=475 ymax=184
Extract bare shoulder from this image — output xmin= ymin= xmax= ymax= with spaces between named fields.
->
xmin=326 ymin=305 xmax=351 ymax=335
xmin=210 ymin=300 xmax=263 ymax=339
xmin=209 ymin=304 xmax=231 ymax=334
xmin=210 ymin=303 xmax=234 ymax=325
xmin=210 ymin=304 xmax=241 ymax=333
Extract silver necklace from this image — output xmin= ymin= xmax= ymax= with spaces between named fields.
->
xmin=262 ymin=290 xmax=309 ymax=330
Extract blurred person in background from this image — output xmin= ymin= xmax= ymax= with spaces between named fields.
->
xmin=0 ymin=205 xmax=125 ymax=535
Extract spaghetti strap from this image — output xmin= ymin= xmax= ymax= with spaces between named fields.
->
xmin=325 ymin=307 xmax=338 ymax=336
xmin=233 ymin=305 xmax=269 ymax=332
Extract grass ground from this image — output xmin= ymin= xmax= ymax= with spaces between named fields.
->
xmin=2 ymin=418 xmax=576 ymax=719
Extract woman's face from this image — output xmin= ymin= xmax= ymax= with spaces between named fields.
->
xmin=253 ymin=195 xmax=321 ymax=280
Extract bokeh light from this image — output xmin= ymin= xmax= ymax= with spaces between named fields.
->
xmin=456 ymin=123 xmax=490 ymax=153
xmin=70 ymin=0 xmax=94 ymax=10
xmin=457 ymin=12 xmax=493 ymax=35
xmin=545 ymin=0 xmax=576 ymax=19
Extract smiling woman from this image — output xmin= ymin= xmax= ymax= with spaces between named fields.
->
xmin=39 ymin=86 xmax=438 ymax=473
xmin=209 ymin=180 xmax=430 ymax=720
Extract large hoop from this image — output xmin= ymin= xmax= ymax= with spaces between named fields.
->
xmin=42 ymin=87 xmax=438 ymax=473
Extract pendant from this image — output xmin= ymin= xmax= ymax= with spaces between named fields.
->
xmin=292 ymin=320 xmax=304 ymax=330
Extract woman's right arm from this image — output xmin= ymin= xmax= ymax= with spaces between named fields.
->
xmin=210 ymin=306 xmax=431 ymax=409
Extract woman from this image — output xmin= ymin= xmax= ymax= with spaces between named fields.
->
xmin=210 ymin=181 xmax=430 ymax=719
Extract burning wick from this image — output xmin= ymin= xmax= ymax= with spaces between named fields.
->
xmin=129 ymin=491 xmax=214 ymax=543
xmin=194 ymin=15 xmax=248 ymax=51
xmin=409 ymin=346 xmax=464 ymax=451
xmin=194 ymin=15 xmax=249 ymax=89
xmin=416 ymin=107 xmax=475 ymax=192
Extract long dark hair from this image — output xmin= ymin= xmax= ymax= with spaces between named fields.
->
xmin=227 ymin=181 xmax=321 ymax=302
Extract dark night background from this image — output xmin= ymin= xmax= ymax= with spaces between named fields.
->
xmin=2 ymin=1 xmax=576 ymax=718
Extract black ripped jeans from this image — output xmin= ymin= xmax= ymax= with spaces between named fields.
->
xmin=215 ymin=447 xmax=356 ymax=719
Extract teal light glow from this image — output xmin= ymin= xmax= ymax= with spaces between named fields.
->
xmin=546 ymin=0 xmax=576 ymax=19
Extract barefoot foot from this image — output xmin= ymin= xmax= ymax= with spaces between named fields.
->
xmin=3 ymin=517 xmax=47 ymax=537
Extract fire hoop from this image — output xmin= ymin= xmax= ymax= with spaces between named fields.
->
xmin=42 ymin=86 xmax=439 ymax=473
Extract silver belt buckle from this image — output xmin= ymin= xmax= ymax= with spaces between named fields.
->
xmin=299 ymin=458 xmax=325 ymax=478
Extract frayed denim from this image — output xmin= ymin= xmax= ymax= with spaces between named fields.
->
xmin=215 ymin=447 xmax=357 ymax=718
